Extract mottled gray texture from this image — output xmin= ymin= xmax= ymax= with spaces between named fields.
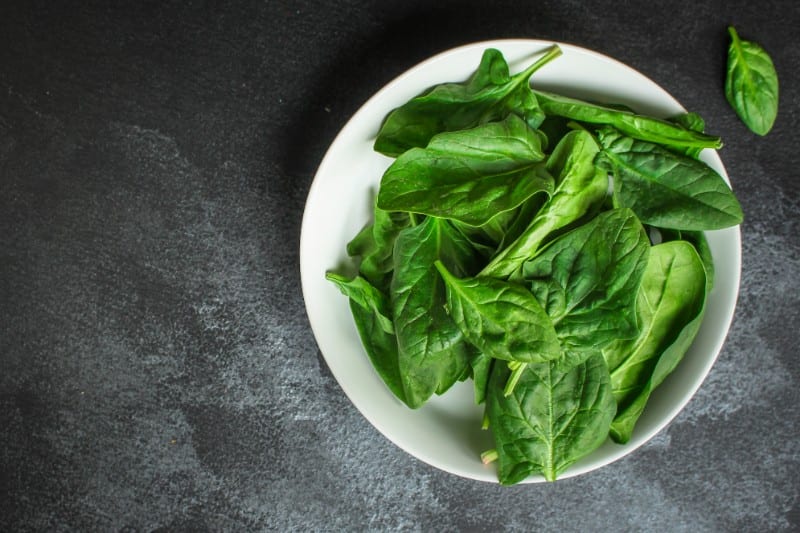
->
xmin=0 ymin=1 xmax=797 ymax=531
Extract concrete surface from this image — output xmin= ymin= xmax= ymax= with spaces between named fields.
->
xmin=1 ymin=1 xmax=797 ymax=531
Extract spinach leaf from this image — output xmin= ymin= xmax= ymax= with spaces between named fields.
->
xmin=597 ymin=128 xmax=743 ymax=230
xmin=434 ymin=261 xmax=562 ymax=365
xmin=347 ymin=203 xmax=413 ymax=293
xmin=486 ymin=354 xmax=616 ymax=484
xmin=452 ymin=191 xmax=548 ymax=257
xmin=684 ymin=230 xmax=715 ymax=292
xmin=534 ymin=89 xmax=723 ymax=150
xmin=326 ymin=273 xmax=395 ymax=334
xmin=377 ymin=115 xmax=554 ymax=226
xmin=481 ymin=129 xmax=608 ymax=280
xmin=725 ymin=26 xmax=779 ymax=136
xmin=669 ymin=112 xmax=707 ymax=159
xmin=348 ymin=300 xmax=408 ymax=406
xmin=470 ymin=350 xmax=494 ymax=405
xmin=602 ymin=241 xmax=707 ymax=443
xmin=659 ymin=228 xmax=715 ymax=292
xmin=670 ymin=111 xmax=705 ymax=134
xmin=391 ymin=216 xmax=481 ymax=408
xmin=374 ymin=45 xmax=562 ymax=156
xmin=325 ymin=272 xmax=410 ymax=404
xmin=346 ymin=219 xmax=377 ymax=259
xmin=522 ymin=208 xmax=650 ymax=368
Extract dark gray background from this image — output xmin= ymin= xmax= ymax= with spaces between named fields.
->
xmin=1 ymin=1 xmax=797 ymax=531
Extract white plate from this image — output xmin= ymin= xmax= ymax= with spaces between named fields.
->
xmin=300 ymin=39 xmax=741 ymax=483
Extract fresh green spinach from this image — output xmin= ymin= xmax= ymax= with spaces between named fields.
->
xmin=486 ymin=354 xmax=616 ymax=483
xmin=435 ymin=260 xmax=562 ymax=365
xmin=377 ymin=115 xmax=554 ymax=226
xmin=481 ymin=129 xmax=608 ymax=280
xmin=603 ymin=240 xmax=707 ymax=443
xmin=391 ymin=216 xmax=481 ymax=408
xmin=326 ymin=273 xmax=394 ymax=334
xmin=522 ymin=208 xmax=651 ymax=368
xmin=374 ymin=45 xmax=562 ymax=156
xmin=534 ymin=89 xmax=723 ymax=150
xmin=347 ymin=203 xmax=413 ymax=293
xmin=726 ymin=26 xmax=779 ymax=136
xmin=327 ymin=45 xmax=743 ymax=484
xmin=597 ymin=128 xmax=743 ymax=231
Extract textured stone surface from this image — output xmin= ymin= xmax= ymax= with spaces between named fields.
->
xmin=1 ymin=1 xmax=798 ymax=531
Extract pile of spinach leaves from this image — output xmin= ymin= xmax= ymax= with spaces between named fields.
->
xmin=327 ymin=45 xmax=742 ymax=484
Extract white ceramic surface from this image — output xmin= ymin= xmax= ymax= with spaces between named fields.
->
xmin=299 ymin=39 xmax=741 ymax=483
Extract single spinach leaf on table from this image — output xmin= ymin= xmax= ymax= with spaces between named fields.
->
xmin=486 ymin=354 xmax=616 ymax=484
xmin=391 ymin=216 xmax=482 ymax=408
xmin=377 ymin=115 xmax=555 ymax=227
xmin=521 ymin=207 xmax=651 ymax=369
xmin=481 ymin=129 xmax=608 ymax=280
xmin=434 ymin=261 xmax=562 ymax=365
xmin=726 ymin=26 xmax=779 ymax=136
xmin=533 ymin=89 xmax=723 ymax=150
xmin=602 ymin=240 xmax=707 ymax=443
xmin=597 ymin=128 xmax=743 ymax=231
xmin=374 ymin=45 xmax=562 ymax=157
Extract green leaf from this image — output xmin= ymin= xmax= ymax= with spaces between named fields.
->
xmin=434 ymin=261 xmax=562 ymax=365
xmin=534 ymin=89 xmax=722 ymax=150
xmin=326 ymin=273 xmax=394 ymax=334
xmin=725 ymin=26 xmax=779 ymax=136
xmin=347 ymin=203 xmax=413 ymax=293
xmin=451 ymin=191 xmax=547 ymax=257
xmin=348 ymin=300 xmax=408 ymax=406
xmin=374 ymin=45 xmax=562 ymax=156
xmin=602 ymin=241 xmax=707 ymax=443
xmin=522 ymin=208 xmax=651 ymax=368
xmin=481 ymin=129 xmax=608 ymax=280
xmin=391 ymin=217 xmax=482 ymax=408
xmin=658 ymin=228 xmax=715 ymax=293
xmin=670 ymin=111 xmax=705 ymax=134
xmin=487 ymin=354 xmax=616 ymax=483
xmin=597 ymin=129 xmax=743 ymax=231
xmin=469 ymin=350 xmax=494 ymax=405
xmin=668 ymin=112 xmax=707 ymax=159
xmin=326 ymin=272 xmax=409 ymax=404
xmin=377 ymin=115 xmax=554 ymax=226
xmin=684 ymin=230 xmax=715 ymax=293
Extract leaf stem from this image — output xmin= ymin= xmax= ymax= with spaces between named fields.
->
xmin=504 ymin=362 xmax=528 ymax=396
xmin=520 ymin=44 xmax=563 ymax=82
xmin=481 ymin=449 xmax=499 ymax=465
